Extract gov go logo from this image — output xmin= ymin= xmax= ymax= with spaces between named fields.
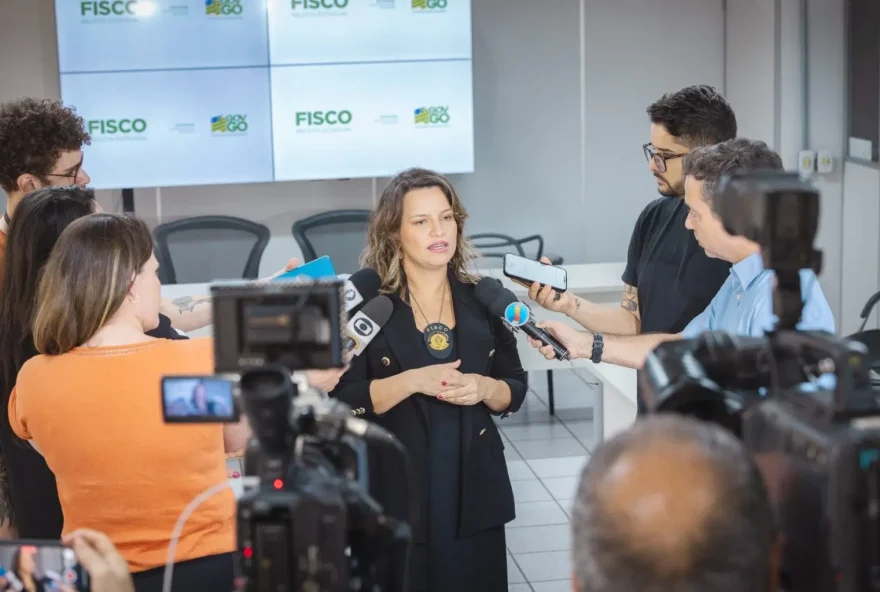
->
xmin=414 ymin=106 xmax=450 ymax=126
xmin=211 ymin=114 xmax=248 ymax=134
xmin=412 ymin=0 xmax=447 ymax=9
xmin=205 ymin=0 xmax=243 ymax=16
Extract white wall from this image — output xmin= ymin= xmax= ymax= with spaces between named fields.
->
xmin=724 ymin=0 xmax=846 ymax=328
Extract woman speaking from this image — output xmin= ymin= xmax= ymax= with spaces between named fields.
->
xmin=331 ymin=168 xmax=527 ymax=592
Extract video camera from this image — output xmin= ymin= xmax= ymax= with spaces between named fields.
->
xmin=162 ymin=279 xmax=411 ymax=592
xmin=640 ymin=171 xmax=880 ymax=592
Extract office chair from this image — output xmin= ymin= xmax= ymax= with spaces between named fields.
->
xmin=153 ymin=215 xmax=270 ymax=285
xmin=292 ymin=209 xmax=372 ymax=275
xmin=847 ymin=290 xmax=880 ymax=382
xmin=469 ymin=232 xmax=562 ymax=415
xmin=468 ymin=233 xmax=564 ymax=265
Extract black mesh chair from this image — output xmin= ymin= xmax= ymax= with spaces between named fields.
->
xmin=848 ymin=291 xmax=880 ymax=384
xmin=292 ymin=209 xmax=371 ymax=275
xmin=469 ymin=233 xmax=562 ymax=415
xmin=468 ymin=233 xmax=563 ymax=265
xmin=153 ymin=216 xmax=270 ymax=285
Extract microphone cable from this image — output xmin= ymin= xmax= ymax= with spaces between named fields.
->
xmin=161 ymin=478 xmax=242 ymax=592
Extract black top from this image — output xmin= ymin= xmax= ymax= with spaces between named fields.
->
xmin=623 ymin=197 xmax=731 ymax=334
xmin=330 ymin=276 xmax=527 ymax=590
xmin=0 ymin=314 xmax=187 ymax=538
xmin=623 ymin=197 xmax=730 ymax=413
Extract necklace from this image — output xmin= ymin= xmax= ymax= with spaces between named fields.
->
xmin=409 ymin=281 xmax=454 ymax=359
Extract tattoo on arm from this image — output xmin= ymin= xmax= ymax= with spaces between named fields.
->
xmin=171 ymin=296 xmax=211 ymax=315
xmin=0 ymin=455 xmax=15 ymax=529
xmin=621 ymin=284 xmax=639 ymax=314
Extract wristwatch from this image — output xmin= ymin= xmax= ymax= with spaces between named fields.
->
xmin=591 ymin=333 xmax=604 ymax=364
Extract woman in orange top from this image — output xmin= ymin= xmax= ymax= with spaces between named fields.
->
xmin=8 ymin=213 xmax=248 ymax=592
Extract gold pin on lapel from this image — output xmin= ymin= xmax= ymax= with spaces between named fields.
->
xmin=381 ymin=356 xmax=391 ymax=366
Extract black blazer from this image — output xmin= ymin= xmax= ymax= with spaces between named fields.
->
xmin=330 ymin=277 xmax=527 ymax=544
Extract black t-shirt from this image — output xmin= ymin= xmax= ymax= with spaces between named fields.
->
xmin=623 ymin=197 xmax=731 ymax=412
xmin=0 ymin=314 xmax=187 ymax=538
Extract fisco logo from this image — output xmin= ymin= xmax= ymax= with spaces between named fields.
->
xmin=87 ymin=118 xmax=148 ymax=141
xmin=80 ymin=0 xmax=152 ymax=18
xmin=295 ymin=110 xmax=353 ymax=133
xmin=291 ymin=0 xmax=349 ymax=16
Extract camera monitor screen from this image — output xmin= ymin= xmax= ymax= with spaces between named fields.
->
xmin=0 ymin=541 xmax=89 ymax=592
xmin=162 ymin=376 xmax=239 ymax=423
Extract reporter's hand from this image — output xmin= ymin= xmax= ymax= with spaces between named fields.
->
xmin=526 ymin=321 xmax=590 ymax=360
xmin=528 ymin=257 xmax=575 ymax=315
xmin=307 ymin=366 xmax=349 ymax=393
xmin=63 ymin=529 xmax=134 ymax=592
xmin=405 ymin=360 xmax=462 ymax=396
xmin=264 ymin=257 xmax=300 ymax=281
xmin=438 ymin=372 xmax=487 ymax=406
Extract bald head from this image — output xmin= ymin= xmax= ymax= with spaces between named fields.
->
xmin=572 ymin=416 xmax=775 ymax=592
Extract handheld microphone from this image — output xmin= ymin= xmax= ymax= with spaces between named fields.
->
xmin=344 ymin=295 xmax=394 ymax=356
xmin=474 ymin=277 xmax=571 ymax=361
xmin=342 ymin=268 xmax=382 ymax=313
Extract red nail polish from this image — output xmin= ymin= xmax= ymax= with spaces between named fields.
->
xmin=438 ymin=395 xmax=444 ymax=400
xmin=441 ymin=381 xmax=447 ymax=386
xmin=232 ymin=471 xmax=241 ymax=479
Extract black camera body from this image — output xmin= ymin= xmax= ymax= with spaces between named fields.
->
xmin=641 ymin=171 xmax=880 ymax=592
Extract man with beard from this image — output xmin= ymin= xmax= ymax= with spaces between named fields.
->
xmin=529 ymin=85 xmax=735 ymax=412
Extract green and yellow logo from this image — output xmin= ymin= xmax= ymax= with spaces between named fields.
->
xmin=211 ymin=114 xmax=248 ymax=133
xmin=80 ymin=0 xmax=141 ymax=16
xmin=295 ymin=110 xmax=353 ymax=126
xmin=414 ymin=106 xmax=449 ymax=126
xmin=87 ymin=118 xmax=148 ymax=135
xmin=206 ymin=0 xmax=243 ymax=16
xmin=412 ymin=0 xmax=447 ymax=10
xmin=292 ymin=0 xmax=349 ymax=9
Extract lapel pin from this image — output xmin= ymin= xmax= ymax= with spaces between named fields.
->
xmin=489 ymin=349 xmax=495 ymax=358
xmin=479 ymin=428 xmax=487 ymax=436
xmin=381 ymin=356 xmax=391 ymax=366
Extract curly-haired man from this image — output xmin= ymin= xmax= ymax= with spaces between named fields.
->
xmin=0 ymin=98 xmax=92 ymax=272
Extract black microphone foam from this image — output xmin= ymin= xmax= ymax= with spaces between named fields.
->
xmin=359 ymin=294 xmax=394 ymax=327
xmin=474 ymin=276 xmax=504 ymax=308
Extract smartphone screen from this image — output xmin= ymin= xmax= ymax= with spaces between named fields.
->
xmin=162 ymin=376 xmax=239 ymax=423
xmin=0 ymin=541 xmax=89 ymax=591
xmin=503 ymin=254 xmax=567 ymax=292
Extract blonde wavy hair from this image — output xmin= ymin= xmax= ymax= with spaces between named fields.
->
xmin=361 ymin=168 xmax=479 ymax=294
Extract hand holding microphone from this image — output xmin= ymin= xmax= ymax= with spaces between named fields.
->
xmin=525 ymin=321 xmax=591 ymax=361
xmin=474 ymin=277 xmax=573 ymax=361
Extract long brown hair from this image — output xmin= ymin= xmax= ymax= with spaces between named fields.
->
xmin=32 ymin=213 xmax=154 ymax=355
xmin=361 ymin=168 xmax=478 ymax=293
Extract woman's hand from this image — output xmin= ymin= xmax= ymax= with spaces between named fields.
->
xmin=307 ymin=366 xmax=349 ymax=393
xmin=404 ymin=359 xmax=462 ymax=397
xmin=527 ymin=257 xmax=576 ymax=315
xmin=438 ymin=372 xmax=488 ymax=406
xmin=63 ymin=529 xmax=134 ymax=592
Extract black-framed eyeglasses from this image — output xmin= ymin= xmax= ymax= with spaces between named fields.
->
xmin=643 ymin=143 xmax=687 ymax=173
xmin=45 ymin=158 xmax=83 ymax=182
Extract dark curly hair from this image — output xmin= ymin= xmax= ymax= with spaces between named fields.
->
xmin=647 ymin=85 xmax=737 ymax=148
xmin=0 ymin=98 xmax=91 ymax=192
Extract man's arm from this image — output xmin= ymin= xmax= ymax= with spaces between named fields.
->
xmin=530 ymin=321 xmax=680 ymax=369
xmin=529 ymin=282 xmax=642 ymax=336
xmin=160 ymin=296 xmax=212 ymax=333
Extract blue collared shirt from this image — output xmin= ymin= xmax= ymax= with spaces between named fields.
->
xmin=681 ymin=252 xmax=835 ymax=339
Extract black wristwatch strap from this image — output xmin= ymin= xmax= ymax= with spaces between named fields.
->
xmin=591 ymin=333 xmax=604 ymax=364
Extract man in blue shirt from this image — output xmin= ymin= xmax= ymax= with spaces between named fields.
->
xmin=530 ymin=138 xmax=835 ymax=369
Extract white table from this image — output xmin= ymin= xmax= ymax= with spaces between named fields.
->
xmin=162 ymin=263 xmax=637 ymax=447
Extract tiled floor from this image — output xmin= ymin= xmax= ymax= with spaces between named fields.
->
xmin=497 ymin=369 xmax=596 ymax=590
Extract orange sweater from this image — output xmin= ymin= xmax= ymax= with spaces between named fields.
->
xmin=9 ymin=338 xmax=235 ymax=572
